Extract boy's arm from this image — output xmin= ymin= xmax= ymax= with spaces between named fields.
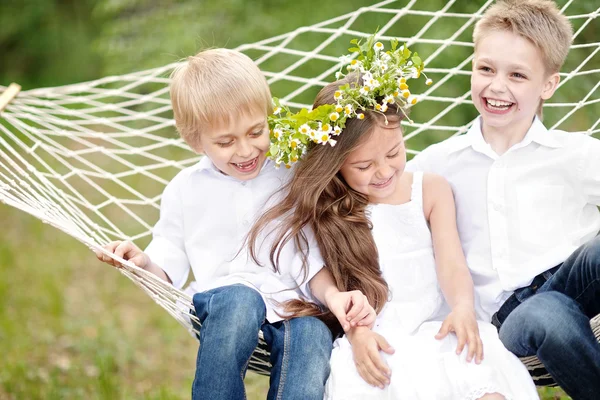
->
xmin=423 ymin=173 xmax=483 ymax=363
xmin=142 ymin=174 xmax=190 ymax=288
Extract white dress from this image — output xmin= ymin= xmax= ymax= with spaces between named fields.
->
xmin=325 ymin=173 xmax=538 ymax=400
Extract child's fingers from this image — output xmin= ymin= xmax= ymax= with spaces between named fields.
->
xmin=330 ymin=305 xmax=350 ymax=332
xmin=375 ymin=334 xmax=395 ymax=356
xmin=370 ymin=346 xmax=392 ymax=379
xmin=356 ymin=361 xmax=384 ymax=389
xmin=476 ymin=336 xmax=484 ymax=364
xmin=129 ymin=254 xmax=146 ymax=268
xmin=96 ymin=241 xmax=122 ymax=267
xmin=356 ymin=308 xmax=377 ymax=328
xmin=455 ymin=329 xmax=467 ymax=355
xmin=358 ymin=354 xmax=389 ymax=389
xmin=345 ymin=291 xmax=366 ymax=321
xmin=435 ymin=320 xmax=450 ymax=340
xmin=350 ymin=303 xmax=374 ymax=327
xmin=466 ymin=332 xmax=477 ymax=362
xmin=113 ymin=241 xmax=133 ymax=260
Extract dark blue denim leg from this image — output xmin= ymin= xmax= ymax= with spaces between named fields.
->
xmin=191 ymin=284 xmax=266 ymax=400
xmin=262 ymin=316 xmax=332 ymax=400
xmin=499 ymin=291 xmax=600 ymax=399
xmin=540 ymin=236 xmax=600 ymax=318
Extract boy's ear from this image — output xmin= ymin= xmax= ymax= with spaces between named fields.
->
xmin=541 ymin=72 xmax=561 ymax=100
xmin=191 ymin=136 xmax=205 ymax=154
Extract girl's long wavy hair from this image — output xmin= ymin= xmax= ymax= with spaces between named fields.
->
xmin=248 ymin=75 xmax=403 ymax=333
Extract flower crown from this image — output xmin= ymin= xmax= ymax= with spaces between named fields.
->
xmin=267 ymin=34 xmax=431 ymax=168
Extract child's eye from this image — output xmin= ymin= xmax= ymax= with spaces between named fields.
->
xmin=357 ymin=165 xmax=371 ymax=171
xmin=387 ymin=151 xmax=400 ymax=159
xmin=511 ymin=72 xmax=526 ymax=79
xmin=217 ymin=141 xmax=234 ymax=148
xmin=250 ymin=129 xmax=265 ymax=137
xmin=479 ymin=66 xmax=492 ymax=73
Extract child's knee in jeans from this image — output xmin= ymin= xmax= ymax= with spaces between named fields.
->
xmin=500 ymin=292 xmax=581 ymax=346
xmin=293 ymin=316 xmax=333 ymax=346
xmin=192 ymin=285 xmax=265 ymax=334
xmin=583 ymin=236 xmax=600 ymax=260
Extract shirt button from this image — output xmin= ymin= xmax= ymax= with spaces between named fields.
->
xmin=241 ymin=181 xmax=247 ymax=186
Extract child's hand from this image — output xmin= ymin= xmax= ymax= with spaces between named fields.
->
xmin=94 ymin=240 xmax=150 ymax=270
xmin=347 ymin=326 xmax=394 ymax=389
xmin=435 ymin=304 xmax=483 ymax=363
xmin=326 ymin=290 xmax=376 ymax=332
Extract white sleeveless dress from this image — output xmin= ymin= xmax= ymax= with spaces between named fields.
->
xmin=324 ymin=172 xmax=538 ymax=400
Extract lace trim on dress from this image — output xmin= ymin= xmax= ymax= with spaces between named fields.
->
xmin=464 ymin=386 xmax=512 ymax=400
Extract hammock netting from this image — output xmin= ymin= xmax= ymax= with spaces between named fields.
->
xmin=1 ymin=0 xmax=599 ymax=381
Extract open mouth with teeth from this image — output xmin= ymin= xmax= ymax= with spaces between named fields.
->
xmin=484 ymin=97 xmax=515 ymax=113
xmin=231 ymin=156 xmax=259 ymax=173
xmin=371 ymin=175 xmax=394 ymax=189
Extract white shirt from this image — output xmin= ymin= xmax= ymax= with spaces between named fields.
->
xmin=144 ymin=157 xmax=324 ymax=322
xmin=408 ymin=116 xmax=600 ymax=321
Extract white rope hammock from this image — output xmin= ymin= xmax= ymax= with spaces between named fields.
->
xmin=1 ymin=0 xmax=598 ymax=380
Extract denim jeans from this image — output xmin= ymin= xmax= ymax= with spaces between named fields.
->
xmin=495 ymin=236 xmax=600 ymax=400
xmin=190 ymin=284 xmax=332 ymax=400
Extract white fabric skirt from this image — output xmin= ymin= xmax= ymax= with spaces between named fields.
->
xmin=325 ymin=321 xmax=539 ymax=400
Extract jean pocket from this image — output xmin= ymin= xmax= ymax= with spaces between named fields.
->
xmin=514 ymin=285 xmax=536 ymax=302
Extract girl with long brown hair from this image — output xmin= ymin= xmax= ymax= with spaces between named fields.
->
xmin=248 ymin=73 xmax=538 ymax=399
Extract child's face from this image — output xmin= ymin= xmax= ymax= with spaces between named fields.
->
xmin=339 ymin=124 xmax=406 ymax=204
xmin=197 ymin=108 xmax=270 ymax=181
xmin=471 ymin=30 xmax=559 ymax=133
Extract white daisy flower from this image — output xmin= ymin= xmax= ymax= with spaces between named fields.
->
xmin=298 ymin=124 xmax=311 ymax=135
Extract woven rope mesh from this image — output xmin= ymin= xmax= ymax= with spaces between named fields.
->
xmin=0 ymin=0 xmax=599 ymax=352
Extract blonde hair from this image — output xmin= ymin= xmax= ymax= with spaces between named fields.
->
xmin=170 ymin=49 xmax=272 ymax=150
xmin=473 ymin=0 xmax=573 ymax=74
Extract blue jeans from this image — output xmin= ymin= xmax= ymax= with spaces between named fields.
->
xmin=496 ymin=236 xmax=600 ymax=400
xmin=191 ymin=284 xmax=332 ymax=400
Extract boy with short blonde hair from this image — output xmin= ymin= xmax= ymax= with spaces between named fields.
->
xmin=409 ymin=1 xmax=600 ymax=397
xmin=170 ymin=48 xmax=273 ymax=149
xmin=96 ymin=48 xmax=375 ymax=400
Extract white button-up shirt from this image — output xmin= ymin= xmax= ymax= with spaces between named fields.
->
xmin=145 ymin=157 xmax=324 ymax=322
xmin=408 ymin=117 xmax=600 ymax=321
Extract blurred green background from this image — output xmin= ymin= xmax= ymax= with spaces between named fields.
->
xmin=2 ymin=0 xmax=598 ymax=398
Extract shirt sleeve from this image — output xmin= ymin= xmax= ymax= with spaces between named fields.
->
xmin=287 ymin=226 xmax=325 ymax=302
xmin=256 ymin=222 xmax=325 ymax=302
xmin=144 ymin=174 xmax=190 ymax=289
xmin=406 ymin=144 xmax=437 ymax=173
xmin=582 ymin=135 xmax=600 ymax=206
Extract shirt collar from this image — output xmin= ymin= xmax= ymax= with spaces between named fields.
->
xmin=447 ymin=116 xmax=562 ymax=155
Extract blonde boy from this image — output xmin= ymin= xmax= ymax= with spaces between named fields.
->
xmin=96 ymin=49 xmax=374 ymax=400
xmin=409 ymin=1 xmax=600 ymax=397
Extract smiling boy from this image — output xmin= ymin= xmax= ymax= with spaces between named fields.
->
xmin=408 ymin=1 xmax=600 ymax=398
xmin=95 ymin=48 xmax=378 ymax=400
